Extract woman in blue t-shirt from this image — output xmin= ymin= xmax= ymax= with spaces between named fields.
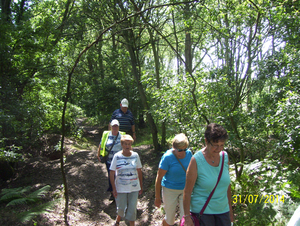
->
xmin=183 ymin=123 xmax=234 ymax=226
xmin=155 ymin=133 xmax=192 ymax=226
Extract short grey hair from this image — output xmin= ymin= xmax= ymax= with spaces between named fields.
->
xmin=172 ymin=133 xmax=189 ymax=149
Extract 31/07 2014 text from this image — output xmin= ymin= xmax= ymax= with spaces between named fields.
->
xmin=232 ymin=194 xmax=284 ymax=204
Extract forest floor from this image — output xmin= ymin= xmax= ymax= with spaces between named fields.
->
xmin=0 ymin=118 xmax=179 ymax=226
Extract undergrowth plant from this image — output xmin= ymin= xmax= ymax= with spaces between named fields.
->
xmin=0 ymin=185 xmax=56 ymax=223
xmin=230 ymin=159 xmax=300 ymax=225
xmin=0 ymin=144 xmax=23 ymax=163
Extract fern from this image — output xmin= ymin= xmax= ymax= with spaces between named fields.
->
xmin=6 ymin=197 xmax=38 ymax=207
xmin=0 ymin=186 xmax=31 ymax=203
xmin=27 ymin=185 xmax=51 ymax=199
xmin=0 ymin=185 xmax=56 ymax=223
xmin=1 ymin=186 xmax=50 ymax=207
xmin=17 ymin=199 xmax=58 ymax=223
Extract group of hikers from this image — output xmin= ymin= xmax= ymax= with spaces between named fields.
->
xmin=97 ymin=98 xmax=233 ymax=226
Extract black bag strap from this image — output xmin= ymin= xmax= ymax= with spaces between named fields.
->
xmin=105 ymin=132 xmax=119 ymax=156
xmin=200 ymin=151 xmax=225 ymax=215
xmin=172 ymin=150 xmax=187 ymax=172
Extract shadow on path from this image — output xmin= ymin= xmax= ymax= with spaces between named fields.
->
xmin=0 ymin=118 xmax=167 ymax=225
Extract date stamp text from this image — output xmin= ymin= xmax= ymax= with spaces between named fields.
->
xmin=232 ymin=194 xmax=285 ymax=204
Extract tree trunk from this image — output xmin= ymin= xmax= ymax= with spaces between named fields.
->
xmin=126 ymin=43 xmax=159 ymax=151
xmin=1 ymin=0 xmax=12 ymax=22
xmin=148 ymin=27 xmax=165 ymax=149
xmin=172 ymin=10 xmax=180 ymax=75
xmin=148 ymin=28 xmax=160 ymax=89
xmin=16 ymin=0 xmax=26 ymax=23
xmin=184 ymin=4 xmax=209 ymax=125
xmin=128 ymin=46 xmax=159 ymax=151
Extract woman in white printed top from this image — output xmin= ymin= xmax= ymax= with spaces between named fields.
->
xmin=110 ymin=134 xmax=143 ymax=226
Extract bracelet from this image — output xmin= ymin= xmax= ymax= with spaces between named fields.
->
xmin=183 ymin=214 xmax=191 ymax=219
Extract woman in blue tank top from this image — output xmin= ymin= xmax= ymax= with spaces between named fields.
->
xmin=183 ymin=123 xmax=234 ymax=226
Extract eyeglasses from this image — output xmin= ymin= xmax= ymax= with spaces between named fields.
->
xmin=208 ymin=141 xmax=225 ymax=149
xmin=176 ymin=148 xmax=187 ymax=152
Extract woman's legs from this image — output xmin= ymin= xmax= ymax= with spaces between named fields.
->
xmin=162 ymin=186 xmax=184 ymax=225
xmin=114 ymin=215 xmax=121 ymax=225
xmin=115 ymin=192 xmax=139 ymax=225
xmin=178 ymin=192 xmax=184 ymax=225
xmin=115 ymin=193 xmax=127 ymax=219
xmin=114 ymin=193 xmax=125 ymax=225
xmin=105 ymin=162 xmax=113 ymax=192
xmin=105 ymin=162 xmax=115 ymax=200
xmin=162 ymin=219 xmax=170 ymax=226
xmin=125 ymin=191 xmax=139 ymax=222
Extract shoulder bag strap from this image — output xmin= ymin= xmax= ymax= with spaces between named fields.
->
xmin=172 ymin=150 xmax=186 ymax=172
xmin=105 ymin=132 xmax=119 ymax=156
xmin=200 ymin=151 xmax=225 ymax=215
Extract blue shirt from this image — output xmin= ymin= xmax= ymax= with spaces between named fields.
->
xmin=110 ymin=108 xmax=135 ymax=132
xmin=159 ymin=149 xmax=192 ymax=190
xmin=190 ymin=149 xmax=230 ymax=214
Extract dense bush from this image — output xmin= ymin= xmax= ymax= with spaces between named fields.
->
xmin=231 ymin=159 xmax=300 ymax=225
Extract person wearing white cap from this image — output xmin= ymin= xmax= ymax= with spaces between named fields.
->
xmin=109 ymin=98 xmax=136 ymax=141
xmin=97 ymin=119 xmax=126 ymax=201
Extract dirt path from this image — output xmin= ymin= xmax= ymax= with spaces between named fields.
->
xmin=0 ymin=119 xmax=176 ymax=226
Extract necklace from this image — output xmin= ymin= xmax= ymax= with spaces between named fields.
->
xmin=204 ymin=148 xmax=215 ymax=164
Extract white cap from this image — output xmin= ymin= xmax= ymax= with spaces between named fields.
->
xmin=121 ymin=98 xmax=129 ymax=107
xmin=111 ymin=119 xmax=119 ymax=126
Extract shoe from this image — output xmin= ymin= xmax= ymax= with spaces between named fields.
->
xmin=113 ymin=221 xmax=119 ymax=226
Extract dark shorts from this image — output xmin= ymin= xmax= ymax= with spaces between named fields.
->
xmin=193 ymin=211 xmax=231 ymax=226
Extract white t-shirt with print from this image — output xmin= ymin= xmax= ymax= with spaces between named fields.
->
xmin=110 ymin=151 xmax=142 ymax=193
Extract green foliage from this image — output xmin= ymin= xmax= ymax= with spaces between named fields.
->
xmin=1 ymin=185 xmax=50 ymax=206
xmin=268 ymin=90 xmax=300 ymax=162
xmin=17 ymin=200 xmax=57 ymax=223
xmin=231 ymin=159 xmax=300 ymax=225
xmin=133 ymin=126 xmax=153 ymax=147
xmin=0 ymin=185 xmax=56 ymax=223
xmin=0 ymin=144 xmax=23 ymax=163
xmin=1 ymin=0 xmax=300 ymax=223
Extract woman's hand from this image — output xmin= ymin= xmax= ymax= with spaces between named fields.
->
xmin=230 ymin=210 xmax=234 ymax=223
xmin=154 ymin=168 xmax=167 ymax=208
xmin=139 ymin=189 xmax=143 ymax=195
xmin=154 ymin=197 xmax=162 ymax=208
xmin=184 ymin=215 xmax=194 ymax=226
xmin=112 ymin=189 xmax=117 ymax=198
xmin=97 ymin=145 xmax=102 ymax=162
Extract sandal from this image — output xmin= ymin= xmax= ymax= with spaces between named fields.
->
xmin=114 ymin=221 xmax=120 ymax=226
